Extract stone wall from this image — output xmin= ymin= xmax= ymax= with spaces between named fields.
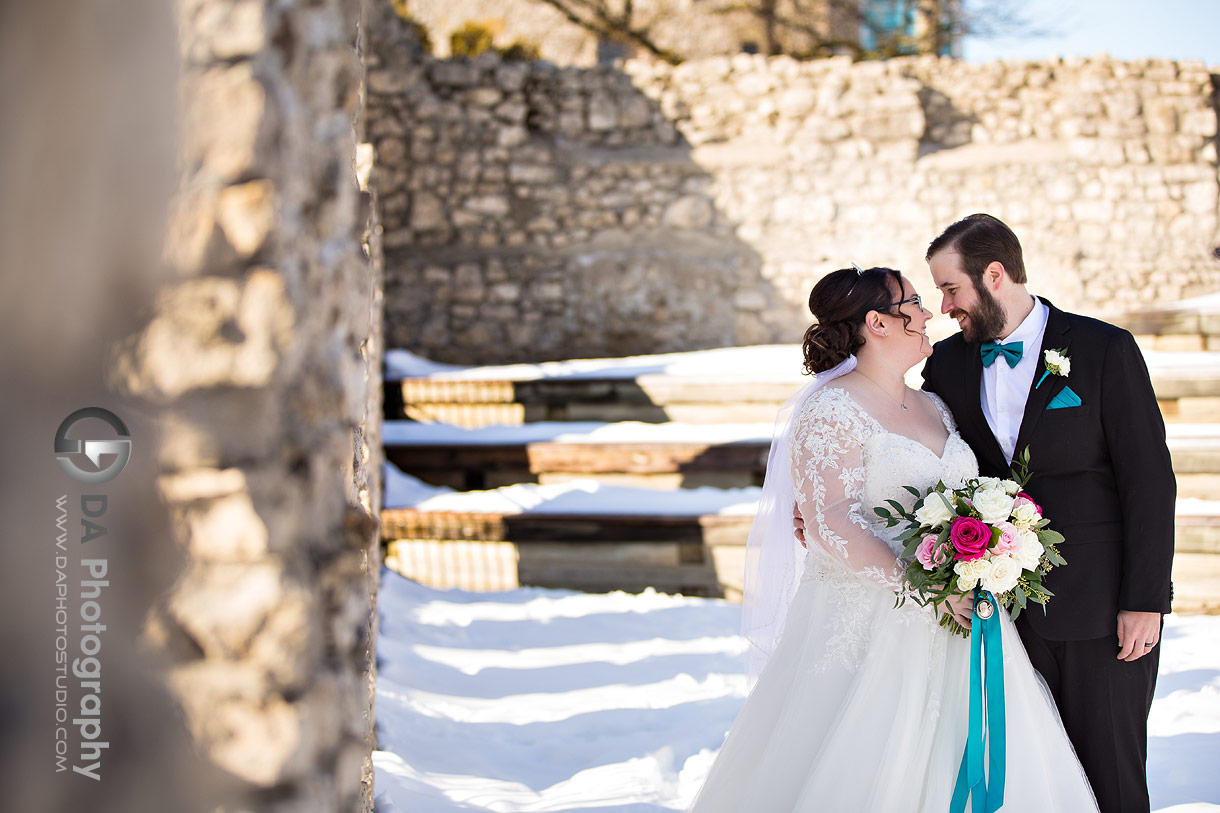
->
xmin=369 ymin=5 xmax=1220 ymax=363
xmin=107 ymin=0 xmax=383 ymax=810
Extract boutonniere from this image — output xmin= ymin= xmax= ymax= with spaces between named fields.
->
xmin=1037 ymin=348 xmax=1071 ymax=388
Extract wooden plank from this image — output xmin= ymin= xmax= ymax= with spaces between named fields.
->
xmin=381 ymin=508 xmax=753 ymax=544
xmin=386 ymin=441 xmax=769 ymax=476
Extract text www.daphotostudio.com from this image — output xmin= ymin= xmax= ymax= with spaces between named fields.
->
xmin=52 ymin=407 xmax=132 ymax=780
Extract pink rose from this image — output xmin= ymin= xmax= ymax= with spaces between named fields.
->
xmin=950 ymin=516 xmax=991 ymax=561
xmin=915 ymin=534 xmax=948 ymax=571
xmin=992 ymin=521 xmax=1019 ymax=554
xmin=1015 ymin=493 xmax=1041 ymax=515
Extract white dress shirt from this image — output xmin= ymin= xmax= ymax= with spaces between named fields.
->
xmin=981 ymin=296 xmax=1048 ymax=463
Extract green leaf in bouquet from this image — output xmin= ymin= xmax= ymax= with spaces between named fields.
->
xmin=1014 ymin=585 xmax=1028 ymax=609
xmin=1036 ymin=529 xmax=1065 ymax=547
xmin=874 ymin=506 xmax=891 ymax=519
xmin=885 ymin=499 xmax=907 ymax=516
xmin=904 ymin=485 xmax=923 ymax=499
xmin=1044 ymin=547 xmax=1066 ymax=567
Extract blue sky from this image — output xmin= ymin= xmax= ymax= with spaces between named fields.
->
xmin=961 ymin=0 xmax=1220 ymax=66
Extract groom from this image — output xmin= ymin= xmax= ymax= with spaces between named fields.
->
xmin=920 ymin=213 xmax=1176 ymax=813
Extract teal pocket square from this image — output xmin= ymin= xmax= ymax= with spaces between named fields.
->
xmin=1047 ymin=386 xmax=1082 ymax=409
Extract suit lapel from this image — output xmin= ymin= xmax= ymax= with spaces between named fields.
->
xmin=960 ymin=339 xmax=1009 ymax=473
xmin=1012 ymin=299 xmax=1072 ymax=459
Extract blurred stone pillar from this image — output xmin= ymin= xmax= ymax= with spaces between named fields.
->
xmin=1 ymin=0 xmax=383 ymax=810
xmin=118 ymin=0 xmax=382 ymax=809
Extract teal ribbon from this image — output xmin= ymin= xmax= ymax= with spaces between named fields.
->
xmin=950 ymin=588 xmax=1006 ymax=813
xmin=1035 ymin=369 xmax=1050 ymax=389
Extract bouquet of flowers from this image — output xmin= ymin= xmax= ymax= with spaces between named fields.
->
xmin=874 ymin=450 xmax=1066 ymax=635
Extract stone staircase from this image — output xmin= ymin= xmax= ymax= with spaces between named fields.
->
xmin=381 ymin=339 xmax=1220 ymax=612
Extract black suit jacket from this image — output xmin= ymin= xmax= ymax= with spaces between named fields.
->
xmin=922 ymin=299 xmax=1175 ymax=640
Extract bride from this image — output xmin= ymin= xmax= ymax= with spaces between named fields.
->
xmin=688 ymin=267 xmax=1098 ymax=812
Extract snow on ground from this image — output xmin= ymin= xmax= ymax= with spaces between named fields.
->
xmin=386 ymin=462 xmax=1215 ymax=519
xmin=383 ymin=463 xmax=761 ymax=516
xmin=383 ymin=420 xmax=775 ymax=446
xmin=385 ymin=418 xmax=1220 ymax=447
xmin=372 ymin=569 xmax=1220 ymax=813
xmin=384 ymin=346 xmax=807 ymax=382
xmin=387 ymin=344 xmax=1220 ymax=384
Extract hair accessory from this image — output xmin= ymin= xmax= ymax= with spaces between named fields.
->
xmin=851 ymin=262 xmax=864 ymax=275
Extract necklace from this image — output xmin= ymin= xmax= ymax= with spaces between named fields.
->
xmin=856 ymin=369 xmax=909 ymax=411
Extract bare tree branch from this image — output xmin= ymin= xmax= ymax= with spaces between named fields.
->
xmin=531 ymin=0 xmax=684 ymax=63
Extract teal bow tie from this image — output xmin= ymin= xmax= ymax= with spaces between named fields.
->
xmin=980 ymin=341 xmax=1023 ymax=368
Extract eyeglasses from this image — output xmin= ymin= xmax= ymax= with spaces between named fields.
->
xmin=885 ymin=294 xmax=922 ymax=311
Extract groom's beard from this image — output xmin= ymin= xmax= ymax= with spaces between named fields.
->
xmin=951 ymin=280 xmax=1007 ymax=344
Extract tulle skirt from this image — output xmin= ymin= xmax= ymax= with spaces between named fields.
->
xmin=689 ymin=575 xmax=1099 ymax=812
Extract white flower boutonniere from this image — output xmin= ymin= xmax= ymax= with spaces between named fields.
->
xmin=1037 ymin=348 xmax=1071 ymax=388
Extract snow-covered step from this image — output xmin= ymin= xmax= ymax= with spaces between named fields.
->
xmin=386 ymin=346 xmax=1220 ymax=426
xmin=1119 ymin=292 xmax=1220 ymax=352
xmin=384 ymin=345 xmax=805 ymax=426
xmin=382 ymin=466 xmax=753 ymax=596
xmin=386 ymin=418 xmax=1220 ymax=492
xmin=387 ymin=376 xmax=803 ymax=426
xmin=384 ymin=420 xmax=771 ymax=490
xmin=380 ymin=465 xmax=1217 ymax=602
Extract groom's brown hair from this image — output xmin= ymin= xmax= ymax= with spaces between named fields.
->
xmin=926 ymin=213 xmax=1028 ymax=284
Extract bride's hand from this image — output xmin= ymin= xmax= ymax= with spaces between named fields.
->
xmin=943 ymin=592 xmax=973 ymax=630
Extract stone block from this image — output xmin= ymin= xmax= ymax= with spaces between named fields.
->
xmin=217 ymin=180 xmax=276 ymax=257
xmin=183 ymin=63 xmax=268 ymax=183
xmin=1182 ymin=180 xmax=1218 ymax=215
xmin=410 ymin=192 xmax=447 ymax=230
xmin=588 ymin=92 xmax=618 ymax=131
xmin=509 ymin=164 xmax=559 ymax=184
xmin=663 ymin=194 xmax=714 ymax=229
xmin=429 ymin=61 xmax=482 ymax=87
xmin=188 ymin=0 xmax=266 ymax=61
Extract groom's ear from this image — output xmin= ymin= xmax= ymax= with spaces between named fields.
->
xmin=984 ymin=261 xmax=1007 ymax=291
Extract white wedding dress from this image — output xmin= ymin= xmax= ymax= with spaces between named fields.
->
xmin=689 ymin=386 xmax=1099 ymax=812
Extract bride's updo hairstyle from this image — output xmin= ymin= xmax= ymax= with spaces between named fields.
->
xmin=802 ymin=266 xmax=910 ymax=375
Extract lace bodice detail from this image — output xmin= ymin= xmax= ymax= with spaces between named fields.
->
xmin=789 ymin=386 xmax=978 ymax=670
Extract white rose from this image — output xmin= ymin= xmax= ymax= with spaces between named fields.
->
xmin=1014 ymin=528 xmax=1044 ymax=571
xmin=1045 ymin=349 xmax=1071 ymax=376
xmin=982 ymin=555 xmax=1021 ymax=594
xmin=914 ymin=492 xmax=954 ymax=528
xmin=973 ymin=488 xmax=1016 ymax=525
xmin=976 ymin=477 xmax=1004 ymax=492
xmin=1000 ymin=479 xmax=1021 ymax=496
xmin=1011 ymin=501 xmax=1040 ymax=528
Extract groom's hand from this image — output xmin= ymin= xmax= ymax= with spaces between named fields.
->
xmin=1116 ymin=610 xmax=1162 ymax=661
xmin=793 ymin=504 xmax=806 ymax=548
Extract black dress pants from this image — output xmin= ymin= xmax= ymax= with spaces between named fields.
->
xmin=1016 ymin=619 xmax=1160 ymax=813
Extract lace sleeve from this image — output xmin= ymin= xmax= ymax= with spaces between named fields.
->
xmin=791 ymin=389 xmax=907 ymax=592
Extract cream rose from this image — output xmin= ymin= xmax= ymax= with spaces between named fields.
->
xmin=1000 ymin=479 xmax=1021 ymax=496
xmin=982 ymin=554 xmax=1021 ymax=594
xmin=953 ymin=558 xmax=989 ymax=590
xmin=915 ymin=492 xmax=954 ymax=529
xmin=1011 ymin=501 xmax=1040 ymax=529
xmin=1014 ymin=528 xmax=1044 ymax=571
xmin=973 ymin=488 xmax=1016 ymax=525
